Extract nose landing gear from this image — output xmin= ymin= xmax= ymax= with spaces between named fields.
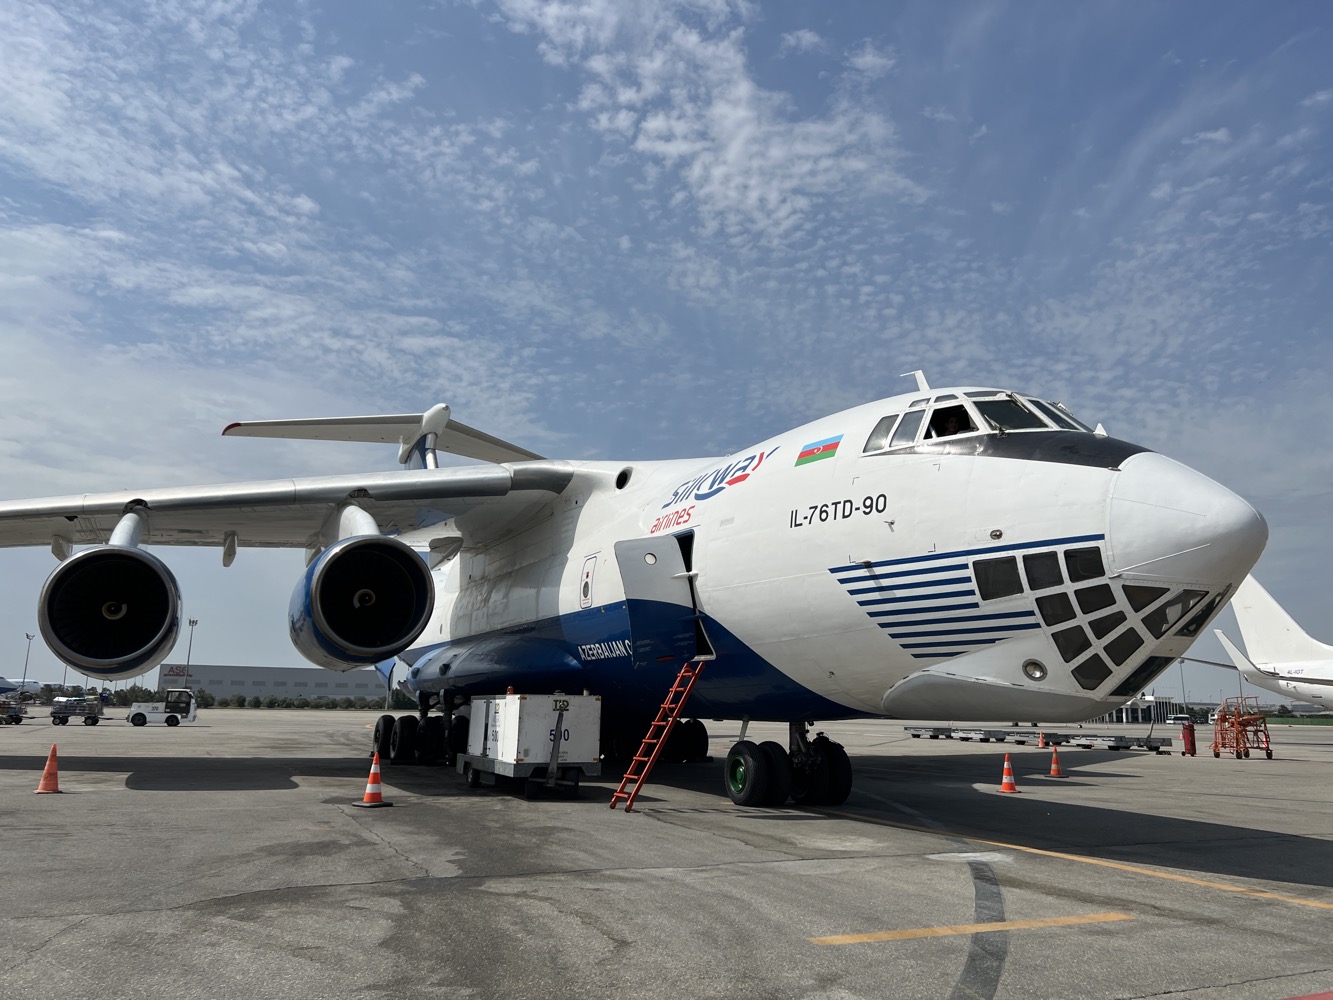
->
xmin=722 ymin=722 xmax=852 ymax=807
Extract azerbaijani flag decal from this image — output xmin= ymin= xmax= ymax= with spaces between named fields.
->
xmin=795 ymin=435 xmax=843 ymax=466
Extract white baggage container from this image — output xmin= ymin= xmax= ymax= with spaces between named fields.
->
xmin=460 ymin=693 xmax=601 ymax=797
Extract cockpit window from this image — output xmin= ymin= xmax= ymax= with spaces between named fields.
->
xmin=908 ymin=398 xmax=929 ymax=409
xmin=889 ymin=409 xmax=926 ymax=447
xmin=863 ymin=415 xmax=899 ymax=453
xmin=926 ymin=405 xmax=975 ymax=439
xmin=1027 ymin=398 xmax=1093 ymax=432
xmin=972 ymin=397 xmax=1049 ymax=431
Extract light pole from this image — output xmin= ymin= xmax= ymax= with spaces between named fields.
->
xmin=22 ymin=632 xmax=34 ymax=687
xmin=185 ymin=618 xmax=199 ymax=688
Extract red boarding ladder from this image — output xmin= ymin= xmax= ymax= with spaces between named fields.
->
xmin=609 ymin=660 xmax=707 ymax=812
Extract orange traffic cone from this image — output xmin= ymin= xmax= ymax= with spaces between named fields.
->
xmin=1037 ymin=731 xmax=1046 ymax=749
xmin=35 ymin=744 xmax=62 ymax=794
xmin=998 ymin=753 xmax=1020 ymax=793
xmin=352 ymin=752 xmax=392 ymax=808
xmin=1049 ymin=745 xmax=1066 ymax=778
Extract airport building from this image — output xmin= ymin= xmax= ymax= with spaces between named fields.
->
xmin=156 ymin=662 xmax=386 ymax=701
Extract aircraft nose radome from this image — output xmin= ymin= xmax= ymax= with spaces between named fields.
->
xmin=1107 ymin=452 xmax=1267 ymax=584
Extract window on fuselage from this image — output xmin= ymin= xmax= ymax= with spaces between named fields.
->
xmin=926 ymin=404 xmax=976 ymax=440
xmin=863 ymin=415 xmax=900 ymax=453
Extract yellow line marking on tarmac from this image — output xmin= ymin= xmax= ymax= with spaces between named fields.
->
xmin=821 ymin=810 xmax=1333 ymax=911
xmin=811 ymin=911 xmax=1133 ymax=945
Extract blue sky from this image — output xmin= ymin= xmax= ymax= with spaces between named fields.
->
xmin=1 ymin=1 xmax=1330 ymax=705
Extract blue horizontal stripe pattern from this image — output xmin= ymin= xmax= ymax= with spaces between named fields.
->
xmin=830 ymin=534 xmax=1104 ymax=663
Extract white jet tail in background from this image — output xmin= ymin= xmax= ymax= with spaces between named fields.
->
xmin=1229 ymin=576 xmax=1333 ymax=665
xmin=1215 ymin=575 xmax=1333 ymax=705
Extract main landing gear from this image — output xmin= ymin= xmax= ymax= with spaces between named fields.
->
xmin=723 ymin=723 xmax=852 ymax=808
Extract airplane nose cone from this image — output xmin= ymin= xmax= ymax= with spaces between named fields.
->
xmin=1107 ymin=452 xmax=1267 ymax=585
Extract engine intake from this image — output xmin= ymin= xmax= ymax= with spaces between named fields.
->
xmin=289 ymin=536 xmax=435 ymax=670
xmin=39 ymin=546 xmax=182 ymax=679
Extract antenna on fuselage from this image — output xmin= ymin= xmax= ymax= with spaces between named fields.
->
xmin=901 ymin=370 xmax=930 ymax=392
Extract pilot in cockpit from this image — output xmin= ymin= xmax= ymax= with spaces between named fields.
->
xmin=929 ymin=407 xmax=974 ymax=439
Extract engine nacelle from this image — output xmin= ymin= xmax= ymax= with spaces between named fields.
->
xmin=38 ymin=546 xmax=182 ymax=679
xmin=289 ymin=535 xmax=435 ymax=670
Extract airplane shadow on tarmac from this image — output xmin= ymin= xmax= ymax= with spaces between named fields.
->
xmin=0 ymin=755 xmax=368 ymax=791
xmin=571 ymin=750 xmax=1333 ymax=894
xmin=6 ymin=747 xmax=1331 ymax=893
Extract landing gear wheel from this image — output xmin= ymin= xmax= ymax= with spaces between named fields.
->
xmin=757 ymin=741 xmax=792 ymax=807
xmin=418 ymin=716 xmax=445 ymax=764
xmin=678 ymin=719 xmax=710 ymax=762
xmin=165 ymin=715 xmax=179 ymax=727
xmin=723 ymin=740 xmax=769 ymax=806
xmin=822 ymin=740 xmax=853 ymax=806
xmin=130 ymin=713 xmax=147 ymax=727
xmin=389 ymin=715 xmax=419 ymax=763
xmin=792 ymin=734 xmax=852 ymax=806
xmin=374 ymin=714 xmax=396 ymax=759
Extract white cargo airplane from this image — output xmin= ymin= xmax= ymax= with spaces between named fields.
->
xmin=0 ymin=374 xmax=1267 ymax=806
xmin=0 ymin=677 xmax=41 ymax=696
xmin=1214 ymin=576 xmax=1333 ymax=706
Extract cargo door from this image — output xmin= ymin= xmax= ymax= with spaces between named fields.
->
xmin=614 ymin=532 xmax=714 ymax=670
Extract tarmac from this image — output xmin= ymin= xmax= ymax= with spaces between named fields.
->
xmin=2 ymin=708 xmax=1332 ymax=1000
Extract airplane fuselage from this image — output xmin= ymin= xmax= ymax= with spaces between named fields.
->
xmin=402 ymin=387 xmax=1267 ymax=725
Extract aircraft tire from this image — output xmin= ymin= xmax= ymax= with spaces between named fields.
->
xmin=682 ymin=719 xmax=710 ymax=762
xmin=390 ymin=715 xmax=419 ymax=763
xmin=758 ymin=741 xmax=792 ymax=807
xmin=418 ymin=716 xmax=445 ymax=764
xmin=374 ymin=714 xmax=396 ymax=759
xmin=723 ymin=740 xmax=769 ymax=807
xmin=131 ymin=713 xmax=147 ymax=727
xmin=821 ymin=739 xmax=853 ymax=806
xmin=449 ymin=716 xmax=470 ymax=759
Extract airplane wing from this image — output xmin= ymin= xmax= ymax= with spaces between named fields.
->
xmin=0 ymin=461 xmax=574 ymax=553
xmin=222 ymin=403 xmax=543 ymax=465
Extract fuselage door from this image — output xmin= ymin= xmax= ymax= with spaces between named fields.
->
xmin=614 ymin=535 xmax=708 ymax=670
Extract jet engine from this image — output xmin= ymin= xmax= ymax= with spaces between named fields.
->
xmin=289 ymin=535 xmax=435 ymax=670
xmin=38 ymin=545 xmax=182 ymax=679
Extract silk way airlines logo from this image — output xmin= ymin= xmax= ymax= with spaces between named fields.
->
xmin=661 ymin=447 xmax=779 ymax=508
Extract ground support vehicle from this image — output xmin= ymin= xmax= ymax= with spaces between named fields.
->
xmin=127 ymin=689 xmax=198 ymax=728
xmin=1210 ymin=696 xmax=1273 ymax=759
xmin=50 ymin=696 xmax=105 ymax=726
xmin=1 ymin=698 xmax=28 ymax=724
xmin=456 ymin=693 xmax=601 ymax=798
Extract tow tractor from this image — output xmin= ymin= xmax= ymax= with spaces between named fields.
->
xmin=51 ymin=695 xmax=105 ymax=726
xmin=127 ymin=688 xmax=198 ymax=728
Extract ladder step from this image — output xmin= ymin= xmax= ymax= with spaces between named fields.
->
xmin=609 ymin=659 xmax=709 ymax=813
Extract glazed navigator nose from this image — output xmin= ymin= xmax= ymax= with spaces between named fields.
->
xmin=1106 ymin=452 xmax=1267 ymax=585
